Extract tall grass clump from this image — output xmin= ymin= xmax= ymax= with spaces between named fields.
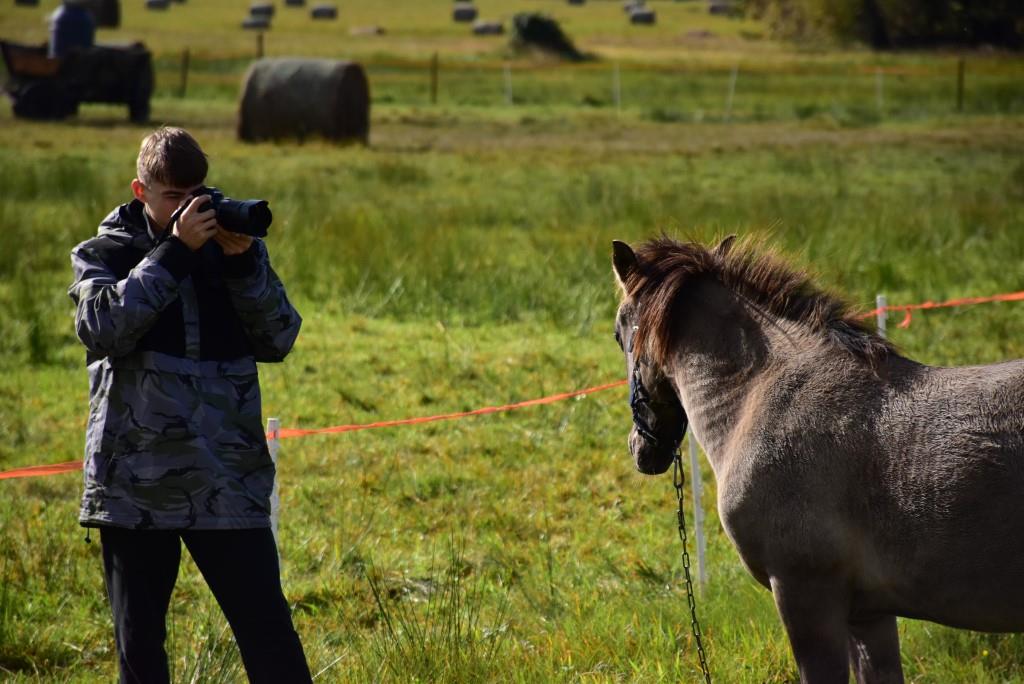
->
xmin=0 ymin=561 xmax=13 ymax=662
xmin=166 ymin=598 xmax=244 ymax=684
xmin=363 ymin=540 xmax=511 ymax=682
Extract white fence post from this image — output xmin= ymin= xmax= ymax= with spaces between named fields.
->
xmin=876 ymin=294 xmax=887 ymax=339
xmin=725 ymin=63 xmax=738 ymax=122
xmin=688 ymin=436 xmax=707 ymax=588
xmin=875 ymin=67 xmax=885 ymax=115
xmin=267 ymin=417 xmax=280 ymax=547
xmin=613 ymin=61 xmax=621 ymax=115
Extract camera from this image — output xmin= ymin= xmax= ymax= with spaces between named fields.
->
xmin=168 ymin=186 xmax=272 ymax=238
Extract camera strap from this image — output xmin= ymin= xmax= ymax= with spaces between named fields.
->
xmin=164 ymin=201 xmax=188 ymax=238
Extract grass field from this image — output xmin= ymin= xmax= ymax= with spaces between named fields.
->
xmin=2 ymin=1 xmax=1024 ymax=681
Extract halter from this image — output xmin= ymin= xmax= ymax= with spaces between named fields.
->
xmin=627 ymin=326 xmax=688 ymax=452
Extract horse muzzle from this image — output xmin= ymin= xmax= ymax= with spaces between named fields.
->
xmin=629 ymin=426 xmax=676 ymax=475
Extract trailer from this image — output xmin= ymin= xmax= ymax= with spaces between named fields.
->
xmin=1 ymin=40 xmax=153 ymax=122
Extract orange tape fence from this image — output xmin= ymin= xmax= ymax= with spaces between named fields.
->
xmin=862 ymin=290 xmax=1024 ymax=329
xmin=0 ymin=381 xmax=628 ymax=481
xmin=3 ymin=289 xmax=1024 ymax=482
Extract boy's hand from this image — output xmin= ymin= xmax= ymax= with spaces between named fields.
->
xmin=172 ymin=195 xmax=219 ymax=251
xmin=213 ymin=229 xmax=254 ymax=256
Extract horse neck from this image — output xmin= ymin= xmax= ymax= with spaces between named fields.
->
xmin=665 ymin=280 xmax=809 ymax=478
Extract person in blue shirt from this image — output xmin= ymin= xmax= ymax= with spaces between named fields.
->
xmin=49 ymin=0 xmax=96 ymax=58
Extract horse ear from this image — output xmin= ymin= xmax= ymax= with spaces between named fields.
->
xmin=714 ymin=234 xmax=738 ymax=257
xmin=612 ymin=240 xmax=638 ymax=288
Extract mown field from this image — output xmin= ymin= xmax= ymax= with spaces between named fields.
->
xmin=2 ymin=1 xmax=1024 ymax=682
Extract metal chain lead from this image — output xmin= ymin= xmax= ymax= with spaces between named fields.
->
xmin=673 ymin=450 xmax=712 ymax=683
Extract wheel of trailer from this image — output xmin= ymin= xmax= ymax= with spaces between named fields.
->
xmin=12 ymin=80 xmax=76 ymax=119
xmin=128 ymin=64 xmax=153 ymax=122
xmin=128 ymin=95 xmax=150 ymax=123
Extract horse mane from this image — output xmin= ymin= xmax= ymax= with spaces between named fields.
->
xmin=622 ymin=236 xmax=893 ymax=368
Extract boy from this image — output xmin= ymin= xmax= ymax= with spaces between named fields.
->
xmin=68 ymin=126 xmax=311 ymax=683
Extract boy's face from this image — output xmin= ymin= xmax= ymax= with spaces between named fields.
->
xmin=131 ymin=178 xmax=203 ymax=232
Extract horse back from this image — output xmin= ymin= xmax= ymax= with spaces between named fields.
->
xmin=723 ymin=353 xmax=1024 ymax=630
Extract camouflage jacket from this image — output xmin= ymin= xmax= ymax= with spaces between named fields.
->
xmin=68 ymin=200 xmax=301 ymax=530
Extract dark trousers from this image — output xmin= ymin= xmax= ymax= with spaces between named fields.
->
xmin=99 ymin=526 xmax=312 ymax=684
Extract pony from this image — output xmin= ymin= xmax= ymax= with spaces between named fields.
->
xmin=611 ymin=236 xmax=1024 ymax=683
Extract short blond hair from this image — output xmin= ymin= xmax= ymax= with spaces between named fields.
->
xmin=136 ymin=126 xmax=208 ymax=187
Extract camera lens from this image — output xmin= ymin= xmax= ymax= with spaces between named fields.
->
xmin=243 ymin=201 xmax=272 ymax=236
xmin=217 ymin=199 xmax=272 ymax=237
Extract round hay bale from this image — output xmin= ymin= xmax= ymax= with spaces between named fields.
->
xmin=145 ymin=0 xmax=169 ymax=10
xmin=568 ymin=0 xmax=585 ymax=5
xmin=284 ymin=0 xmax=304 ymax=6
xmin=452 ymin=2 xmax=477 ymax=22
xmin=238 ymin=58 xmax=370 ymax=144
xmin=708 ymin=0 xmax=735 ymax=15
xmin=629 ymin=7 xmax=656 ymax=24
xmin=622 ymin=0 xmax=643 ymax=12
xmin=242 ymin=15 xmax=270 ymax=29
xmin=249 ymin=2 xmax=274 ymax=17
xmin=310 ymin=3 xmax=336 ymax=19
xmin=472 ymin=20 xmax=503 ymax=35
xmin=80 ymin=0 xmax=119 ymax=27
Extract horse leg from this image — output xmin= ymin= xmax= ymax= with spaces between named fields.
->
xmin=848 ymin=615 xmax=904 ymax=684
xmin=770 ymin=574 xmax=850 ymax=683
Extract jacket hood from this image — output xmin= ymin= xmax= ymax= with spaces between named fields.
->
xmin=96 ymin=200 xmax=156 ymax=250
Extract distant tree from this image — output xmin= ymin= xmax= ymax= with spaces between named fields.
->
xmin=740 ymin=0 xmax=1024 ymax=49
